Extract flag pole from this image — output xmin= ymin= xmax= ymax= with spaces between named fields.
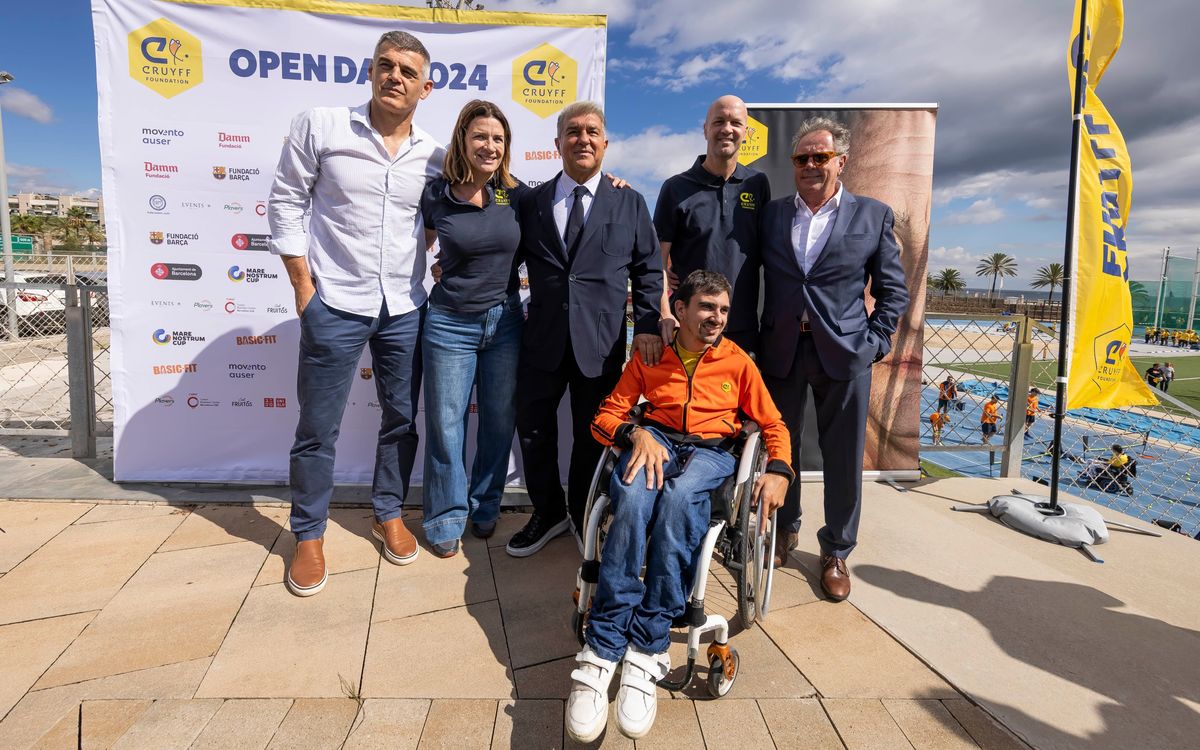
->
xmin=1043 ymin=0 xmax=1090 ymax=515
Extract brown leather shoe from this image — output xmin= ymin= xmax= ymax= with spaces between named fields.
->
xmin=286 ymin=538 xmax=327 ymax=597
xmin=373 ymin=518 xmax=419 ymax=566
xmin=773 ymin=531 xmax=799 ymax=568
xmin=820 ymin=554 xmax=851 ymax=601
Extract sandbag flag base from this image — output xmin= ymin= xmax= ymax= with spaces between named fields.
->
xmin=952 ymin=491 xmax=1161 ymax=564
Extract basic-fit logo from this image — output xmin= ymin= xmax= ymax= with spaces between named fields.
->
xmin=128 ymin=18 xmax=203 ymax=99
xmin=737 ymin=115 xmax=768 ymax=166
xmin=512 ymin=43 xmax=576 ymax=119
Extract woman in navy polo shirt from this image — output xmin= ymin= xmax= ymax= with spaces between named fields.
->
xmin=419 ymin=100 xmax=526 ymax=557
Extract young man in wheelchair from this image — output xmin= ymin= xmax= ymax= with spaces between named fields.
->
xmin=567 ymin=270 xmax=794 ymax=742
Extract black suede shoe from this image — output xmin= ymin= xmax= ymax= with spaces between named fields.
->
xmin=505 ymin=513 xmax=570 ymax=558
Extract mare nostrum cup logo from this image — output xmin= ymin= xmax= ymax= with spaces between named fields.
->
xmin=129 ymin=18 xmax=203 ymax=98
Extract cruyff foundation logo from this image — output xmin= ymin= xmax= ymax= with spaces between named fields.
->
xmin=128 ymin=18 xmax=203 ymax=99
xmin=737 ymin=116 xmax=768 ymax=166
xmin=512 ymin=43 xmax=577 ymax=119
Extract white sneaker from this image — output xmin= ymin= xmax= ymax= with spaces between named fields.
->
xmin=615 ymin=649 xmax=669 ymax=739
xmin=566 ymin=646 xmax=618 ymax=743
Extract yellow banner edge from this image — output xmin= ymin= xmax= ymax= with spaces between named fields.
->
xmin=161 ymin=0 xmax=608 ymax=28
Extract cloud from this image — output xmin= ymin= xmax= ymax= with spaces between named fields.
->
xmin=928 ymin=245 xmax=979 ymax=266
xmin=604 ymin=126 xmax=702 ymax=199
xmin=5 ymin=163 xmax=93 ymax=195
xmin=494 ymin=1 xmax=1198 ymax=262
xmin=941 ymin=198 xmax=1005 ymax=226
xmin=0 ymin=87 xmax=53 ymax=123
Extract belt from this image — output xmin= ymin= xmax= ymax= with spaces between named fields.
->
xmin=798 ymin=320 xmax=813 ymax=334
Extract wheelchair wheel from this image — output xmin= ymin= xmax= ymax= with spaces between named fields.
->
xmin=734 ymin=436 xmax=768 ymax=627
xmin=706 ymin=646 xmax=739 ymax=698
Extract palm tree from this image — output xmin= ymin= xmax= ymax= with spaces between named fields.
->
xmin=1031 ymin=263 xmax=1065 ymax=304
xmin=975 ymin=252 xmax=1018 ymax=299
xmin=934 ymin=268 xmax=966 ymax=298
xmin=1129 ymin=280 xmax=1151 ymax=309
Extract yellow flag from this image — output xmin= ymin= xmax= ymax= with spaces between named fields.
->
xmin=1066 ymin=0 xmax=1157 ymax=408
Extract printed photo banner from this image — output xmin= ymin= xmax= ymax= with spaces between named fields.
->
xmin=92 ymin=0 xmax=606 ymax=481
xmin=743 ymin=104 xmax=936 ymax=478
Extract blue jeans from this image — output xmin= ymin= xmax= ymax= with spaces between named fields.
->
xmin=421 ymin=295 xmax=523 ymax=545
xmin=289 ymin=293 xmax=423 ymax=541
xmin=586 ymin=428 xmax=735 ymax=662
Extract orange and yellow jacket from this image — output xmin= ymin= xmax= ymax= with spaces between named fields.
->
xmin=590 ymin=337 xmax=795 ymax=482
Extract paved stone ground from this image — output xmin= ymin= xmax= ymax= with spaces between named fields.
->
xmin=0 ymin=501 xmax=1029 ymax=749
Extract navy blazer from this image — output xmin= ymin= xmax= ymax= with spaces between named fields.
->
xmin=759 ymin=190 xmax=909 ymax=381
xmin=517 ymin=173 xmax=664 ymax=378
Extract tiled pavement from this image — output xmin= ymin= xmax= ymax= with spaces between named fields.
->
xmin=0 ymin=500 xmax=1029 ymax=749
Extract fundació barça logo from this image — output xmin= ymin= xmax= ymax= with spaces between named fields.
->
xmin=128 ymin=18 xmax=203 ymax=99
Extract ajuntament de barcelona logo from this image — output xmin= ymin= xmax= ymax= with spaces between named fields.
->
xmin=128 ymin=18 xmax=203 ymax=98
xmin=512 ymin=43 xmax=577 ymax=119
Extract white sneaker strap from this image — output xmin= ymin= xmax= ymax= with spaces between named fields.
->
xmin=621 ymin=651 xmax=668 ymax=695
xmin=570 ymin=667 xmax=610 ymax=695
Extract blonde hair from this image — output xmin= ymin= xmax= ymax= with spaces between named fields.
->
xmin=442 ymin=100 xmax=516 ymax=189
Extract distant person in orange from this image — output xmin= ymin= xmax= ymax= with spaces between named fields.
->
xmin=1024 ymin=387 xmax=1041 ymax=435
xmin=929 ymin=410 xmax=948 ymax=445
xmin=937 ymin=376 xmax=958 ymax=414
xmin=981 ymin=394 xmax=1002 ymax=445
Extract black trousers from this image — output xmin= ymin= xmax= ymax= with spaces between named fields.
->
xmin=763 ymin=333 xmax=872 ymax=559
xmin=516 ymin=338 xmax=621 ymax=534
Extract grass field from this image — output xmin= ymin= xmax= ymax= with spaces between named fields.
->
xmin=935 ymin=354 xmax=1200 ymax=414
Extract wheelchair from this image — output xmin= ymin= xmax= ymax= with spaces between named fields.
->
xmin=570 ymin=410 xmax=777 ymax=698
xmin=1078 ymin=457 xmax=1137 ymax=496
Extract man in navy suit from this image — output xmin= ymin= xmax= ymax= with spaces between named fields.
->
xmin=506 ymin=101 xmax=666 ymax=557
xmin=759 ymin=117 xmax=909 ymax=601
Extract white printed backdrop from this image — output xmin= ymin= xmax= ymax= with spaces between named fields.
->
xmin=93 ymin=0 xmax=606 ymax=482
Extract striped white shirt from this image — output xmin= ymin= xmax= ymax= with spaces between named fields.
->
xmin=268 ymin=103 xmax=445 ymax=317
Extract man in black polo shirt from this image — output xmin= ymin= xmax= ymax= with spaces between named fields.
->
xmin=654 ymin=95 xmax=770 ymax=352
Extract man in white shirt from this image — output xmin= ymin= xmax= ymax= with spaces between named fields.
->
xmin=757 ymin=117 xmax=909 ymax=602
xmin=268 ymin=31 xmax=444 ymax=597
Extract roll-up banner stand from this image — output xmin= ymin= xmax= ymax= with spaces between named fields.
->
xmin=744 ymin=104 xmax=936 ymax=482
xmin=93 ymin=0 xmax=606 ymax=484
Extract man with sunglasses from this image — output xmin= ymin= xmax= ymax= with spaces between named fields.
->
xmin=757 ymin=116 xmax=908 ymax=602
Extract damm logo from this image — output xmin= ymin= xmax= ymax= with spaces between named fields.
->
xmin=512 ymin=43 xmax=576 ymax=119
xmin=128 ymin=18 xmax=203 ymax=98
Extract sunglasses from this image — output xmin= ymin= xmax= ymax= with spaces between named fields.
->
xmin=791 ymin=151 xmax=841 ymax=167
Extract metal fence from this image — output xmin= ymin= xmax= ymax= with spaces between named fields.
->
xmin=921 ymin=314 xmax=1200 ymax=540
xmin=0 ymin=253 xmax=111 ymax=455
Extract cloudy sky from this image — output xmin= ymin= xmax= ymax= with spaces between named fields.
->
xmin=2 ymin=0 xmax=1195 ymax=287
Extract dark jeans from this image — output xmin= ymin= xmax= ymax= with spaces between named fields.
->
xmin=585 ymin=428 xmax=734 ymax=662
xmin=764 ymin=333 xmax=872 ymax=559
xmin=516 ymin=338 xmax=621 ymax=533
xmin=289 ymin=293 xmax=423 ymax=541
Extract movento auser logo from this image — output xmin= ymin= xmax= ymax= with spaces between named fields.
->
xmin=128 ymin=18 xmax=203 ymax=99
xmin=512 ymin=43 xmax=576 ymax=119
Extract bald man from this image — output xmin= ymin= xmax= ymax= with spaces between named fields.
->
xmin=654 ymin=95 xmax=770 ymax=351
